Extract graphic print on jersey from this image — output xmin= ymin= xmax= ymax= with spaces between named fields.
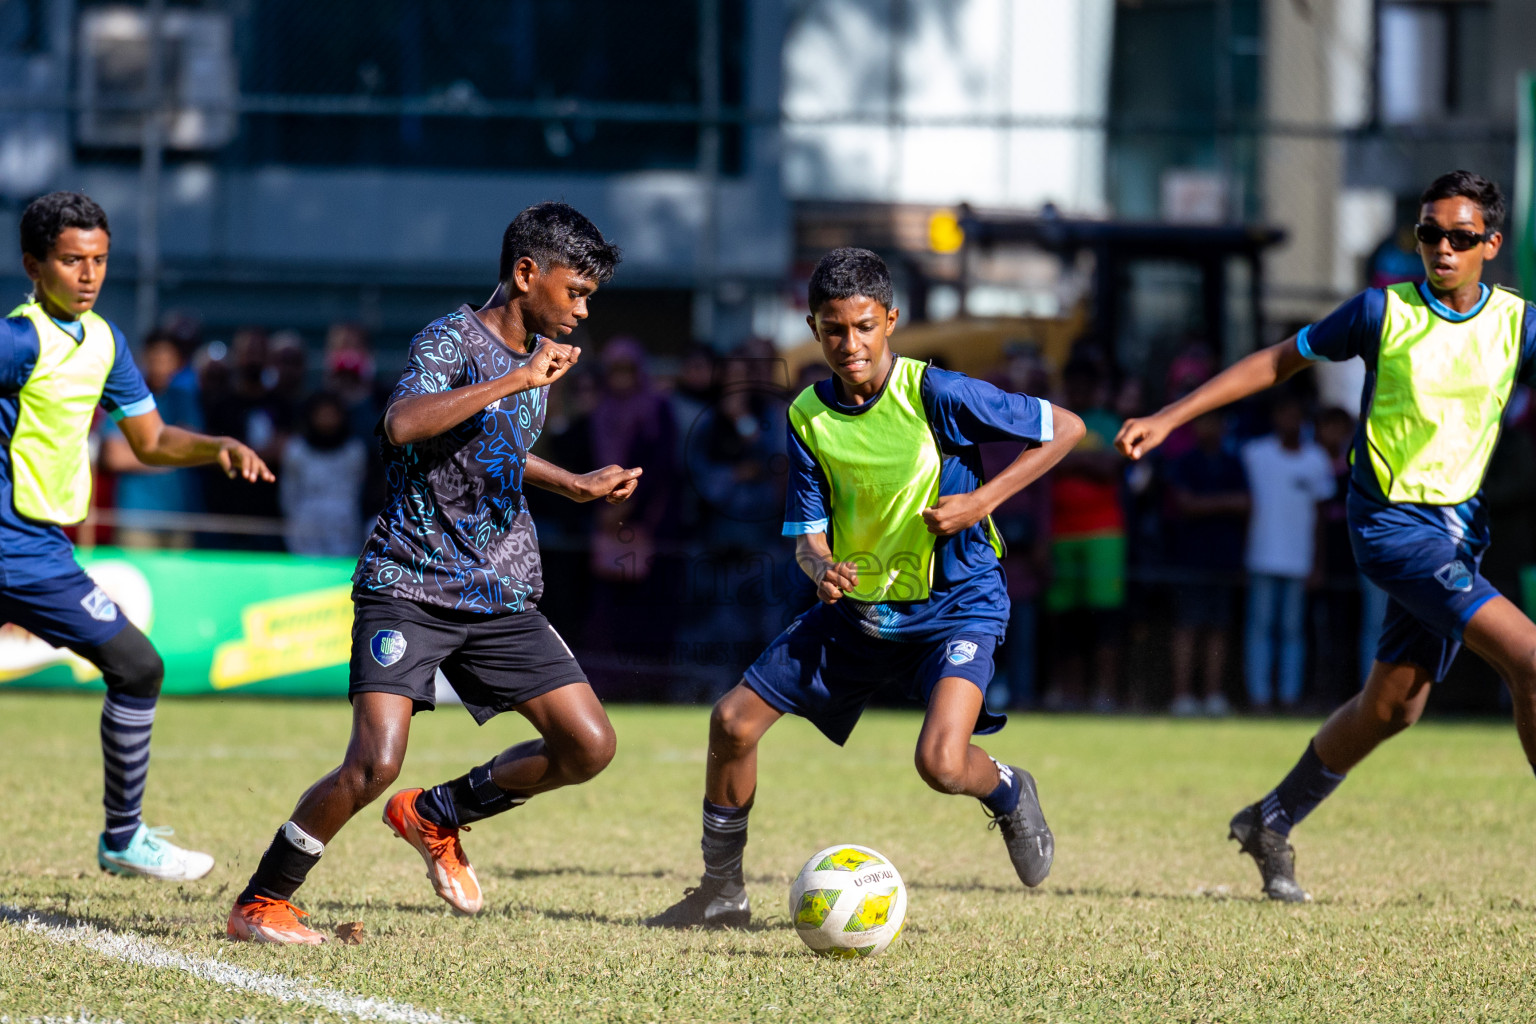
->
xmin=353 ymin=307 xmax=548 ymax=615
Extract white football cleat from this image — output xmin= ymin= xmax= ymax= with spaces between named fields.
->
xmin=98 ymin=825 xmax=215 ymax=881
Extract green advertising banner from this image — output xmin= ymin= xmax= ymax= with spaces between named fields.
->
xmin=1519 ymin=73 xmax=1535 ymax=300
xmin=0 ymin=548 xmax=355 ymax=697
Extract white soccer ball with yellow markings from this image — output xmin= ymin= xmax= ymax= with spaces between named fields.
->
xmin=788 ymin=844 xmax=907 ymax=958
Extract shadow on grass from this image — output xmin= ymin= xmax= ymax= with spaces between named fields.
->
xmin=903 ymin=877 xmax=1262 ymax=903
xmin=309 ymin=897 xmax=461 ymax=917
xmin=507 ymin=902 xmax=786 ymax=933
xmin=485 ymin=864 xmax=670 ymax=882
xmin=1043 ymin=884 xmax=1251 ymax=903
xmin=905 ymin=879 xmax=1038 ymax=896
xmin=486 ymin=864 xmax=790 ymax=890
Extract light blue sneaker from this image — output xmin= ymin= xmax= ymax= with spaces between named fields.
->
xmin=98 ymin=824 xmax=215 ymax=881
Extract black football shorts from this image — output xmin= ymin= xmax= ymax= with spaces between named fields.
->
xmin=349 ymin=590 xmax=587 ymax=724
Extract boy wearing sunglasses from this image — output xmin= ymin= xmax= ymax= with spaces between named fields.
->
xmin=1116 ymin=170 xmax=1536 ymax=901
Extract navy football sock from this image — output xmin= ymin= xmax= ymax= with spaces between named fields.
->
xmin=100 ymin=692 xmax=157 ymax=851
xmin=238 ymin=822 xmax=323 ymax=904
xmin=981 ymin=760 xmax=1022 ymax=816
xmin=701 ymin=798 xmax=750 ymax=888
xmin=1259 ymin=741 xmax=1346 ymax=837
xmin=416 ymin=761 xmax=525 ymax=829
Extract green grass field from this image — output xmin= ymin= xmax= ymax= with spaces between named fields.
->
xmin=4 ymin=693 xmax=1536 ymax=1023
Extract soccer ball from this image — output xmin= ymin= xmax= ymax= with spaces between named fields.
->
xmin=788 ymin=844 xmax=907 ymax=958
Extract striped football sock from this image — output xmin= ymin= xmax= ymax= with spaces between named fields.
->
xmin=701 ymin=798 xmax=750 ymax=887
xmin=100 ymin=692 xmax=157 ymax=851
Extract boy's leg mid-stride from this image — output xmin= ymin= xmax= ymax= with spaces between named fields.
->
xmin=1117 ymin=170 xmax=1536 ymax=901
xmin=227 ymin=201 xmax=636 ymax=943
xmin=648 ymin=247 xmax=1084 ymax=928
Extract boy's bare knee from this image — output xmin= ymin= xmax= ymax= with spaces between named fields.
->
xmin=913 ymin=744 xmax=968 ymax=795
xmin=341 ymin=756 xmax=400 ymax=805
xmin=560 ymin=720 xmax=617 ymax=783
xmin=1392 ymin=700 xmax=1424 ymax=730
xmin=710 ymin=696 xmax=758 ymax=756
xmin=1365 ymin=695 xmax=1421 ymax=735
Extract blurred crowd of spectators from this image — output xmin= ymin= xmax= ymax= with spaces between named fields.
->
xmin=981 ymin=338 xmax=1536 ymax=720
xmin=86 ymin=316 xmax=1536 ymax=714
xmin=94 ymin=319 xmax=381 ymax=557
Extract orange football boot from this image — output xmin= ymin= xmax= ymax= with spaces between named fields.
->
xmin=227 ymin=896 xmax=327 ymax=944
xmin=382 ymin=788 xmax=484 ymax=915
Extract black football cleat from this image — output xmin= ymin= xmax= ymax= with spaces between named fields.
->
xmin=644 ymin=878 xmax=751 ymax=929
xmin=986 ymin=764 xmax=1055 ymax=887
xmin=1228 ymin=803 xmax=1311 ymax=903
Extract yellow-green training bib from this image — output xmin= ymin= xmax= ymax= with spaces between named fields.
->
xmin=788 ymin=356 xmax=1003 ymax=603
xmin=1363 ymin=283 xmax=1526 ymax=506
xmin=8 ymin=302 xmax=116 ymax=524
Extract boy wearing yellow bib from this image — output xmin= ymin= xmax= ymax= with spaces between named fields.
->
xmin=2 ymin=193 xmax=272 ymax=880
xmin=648 ymin=248 xmax=1086 ymax=928
xmin=1117 ymin=171 xmax=1536 ymax=902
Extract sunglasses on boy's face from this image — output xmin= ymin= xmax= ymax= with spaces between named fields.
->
xmin=1414 ymin=223 xmax=1496 ymax=251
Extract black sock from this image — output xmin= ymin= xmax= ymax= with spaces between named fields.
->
xmin=980 ymin=759 xmax=1022 ymax=816
xmin=701 ymin=798 xmax=750 ymax=889
xmin=1259 ymin=741 xmax=1346 ymax=837
xmin=416 ymin=760 xmax=525 ymax=829
xmin=237 ymin=822 xmax=323 ymax=904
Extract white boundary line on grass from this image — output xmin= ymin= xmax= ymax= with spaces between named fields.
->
xmin=0 ymin=905 xmax=471 ymax=1024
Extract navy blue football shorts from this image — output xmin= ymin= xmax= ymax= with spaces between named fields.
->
xmin=349 ymin=590 xmax=588 ymax=724
xmin=1349 ymin=497 xmax=1499 ymax=681
xmin=0 ymin=566 xmax=130 ymax=650
xmin=742 ymin=602 xmax=1006 ymax=746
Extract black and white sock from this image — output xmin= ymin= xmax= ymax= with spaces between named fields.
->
xmin=415 ymin=761 xmax=526 ymax=829
xmin=237 ymin=821 xmax=324 ymax=905
xmin=701 ymin=798 xmax=750 ymax=889
xmin=100 ymin=692 xmax=156 ymax=851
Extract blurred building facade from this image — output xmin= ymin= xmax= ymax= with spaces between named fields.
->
xmin=0 ymin=0 xmax=1531 ymax=367
xmin=0 ymin=0 xmax=793 ymax=353
xmin=782 ymin=1 xmax=1113 ymax=212
xmin=1109 ymin=0 xmax=1534 ymax=322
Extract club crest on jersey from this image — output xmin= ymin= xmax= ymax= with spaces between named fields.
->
xmin=371 ymin=629 xmax=408 ymax=667
xmin=946 ymin=639 xmax=979 ymax=665
xmin=1434 ymin=560 xmax=1474 ymax=593
xmin=79 ymin=586 xmax=118 ymax=623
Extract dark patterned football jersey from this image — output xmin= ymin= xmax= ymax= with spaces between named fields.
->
xmin=353 ymin=305 xmax=548 ymax=615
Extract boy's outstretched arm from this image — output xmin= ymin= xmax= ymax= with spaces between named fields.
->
xmin=525 ymin=454 xmax=641 ymax=504
xmin=118 ymin=408 xmax=274 ymax=482
xmin=1116 ymin=336 xmax=1311 ymax=461
xmin=922 ymin=405 xmax=1087 ymax=538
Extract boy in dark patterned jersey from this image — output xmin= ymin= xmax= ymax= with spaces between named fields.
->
xmin=229 ymin=203 xmax=640 ymax=944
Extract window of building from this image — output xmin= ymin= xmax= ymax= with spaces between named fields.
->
xmin=75 ymin=0 xmax=747 ymax=173
xmin=1106 ymin=0 xmax=1263 ymax=222
xmin=1377 ymin=0 xmax=1491 ymax=124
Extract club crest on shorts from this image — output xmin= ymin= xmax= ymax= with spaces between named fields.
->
xmin=946 ymin=639 xmax=979 ymax=665
xmin=1434 ymin=560 xmax=1474 ymax=593
xmin=371 ymin=629 xmax=408 ymax=667
xmin=79 ymin=586 xmax=119 ymax=623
